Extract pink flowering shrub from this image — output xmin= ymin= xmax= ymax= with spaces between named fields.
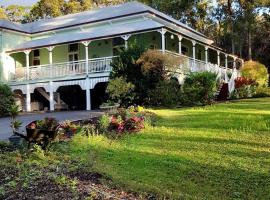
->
xmin=108 ymin=114 xmax=144 ymax=133
xmin=95 ymin=106 xmax=155 ymax=135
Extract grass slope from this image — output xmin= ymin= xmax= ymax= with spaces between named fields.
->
xmin=69 ymin=98 xmax=270 ymax=199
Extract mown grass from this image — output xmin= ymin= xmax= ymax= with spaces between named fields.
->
xmin=66 ymin=98 xmax=270 ymax=199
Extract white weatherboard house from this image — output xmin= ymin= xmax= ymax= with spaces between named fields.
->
xmin=0 ymin=1 xmax=242 ymax=112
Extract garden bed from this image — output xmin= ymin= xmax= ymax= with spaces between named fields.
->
xmin=0 ymin=142 xmax=141 ymax=200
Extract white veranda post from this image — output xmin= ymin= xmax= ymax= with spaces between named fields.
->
xmin=47 ymin=46 xmax=55 ymax=111
xmin=82 ymin=41 xmax=92 ymax=111
xmin=24 ymin=50 xmax=31 ymax=112
xmin=121 ymin=35 xmax=131 ymax=50
xmin=205 ymin=46 xmax=208 ymax=64
xmin=158 ymin=28 xmax=167 ymax=53
xmin=82 ymin=41 xmax=91 ymax=74
xmin=192 ymin=40 xmax=196 ymax=71
xmin=178 ymin=35 xmax=183 ymax=55
xmin=217 ymin=51 xmax=220 ymax=67
xmin=225 ymin=54 xmax=228 ymax=83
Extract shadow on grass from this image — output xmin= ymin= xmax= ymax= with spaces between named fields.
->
xmin=137 ymin=133 xmax=270 ymax=150
xmin=156 ymin=110 xmax=270 ymax=133
xmin=88 ymin=143 xmax=270 ymax=200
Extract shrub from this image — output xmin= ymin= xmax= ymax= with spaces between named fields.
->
xmin=137 ymin=50 xmax=181 ymax=81
xmin=110 ymin=46 xmax=183 ymax=106
xmin=182 ymin=72 xmax=217 ymax=105
xmin=253 ymin=87 xmax=270 ymax=98
xmin=106 ymin=77 xmax=135 ymax=106
xmin=241 ymin=61 xmax=268 ymax=88
xmin=230 ymin=77 xmax=257 ymax=99
xmin=0 ymin=83 xmax=15 ymax=116
xmin=58 ymin=120 xmax=79 ymax=138
xmin=234 ymin=77 xmax=257 ymax=89
xmin=147 ymin=79 xmax=182 ymax=107
xmin=110 ymin=45 xmax=146 ymax=105
xmin=110 ymin=44 xmax=146 ymax=82
xmin=97 ymin=114 xmax=110 ymax=134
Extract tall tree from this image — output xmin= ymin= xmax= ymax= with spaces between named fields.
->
xmin=63 ymin=0 xmax=92 ymax=14
xmin=5 ymin=5 xmax=30 ymax=23
xmin=0 ymin=7 xmax=7 ymax=19
xmin=28 ymin=0 xmax=65 ymax=20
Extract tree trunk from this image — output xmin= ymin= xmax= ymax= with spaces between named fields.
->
xmin=248 ymin=28 xmax=252 ymax=60
xmin=232 ymin=37 xmax=235 ymax=54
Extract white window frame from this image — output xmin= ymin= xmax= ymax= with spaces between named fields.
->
xmin=32 ymin=49 xmax=40 ymax=66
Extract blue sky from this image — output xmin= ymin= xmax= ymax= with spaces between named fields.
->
xmin=1 ymin=0 xmax=38 ymax=7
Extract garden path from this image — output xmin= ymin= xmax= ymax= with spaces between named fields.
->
xmin=0 ymin=111 xmax=103 ymax=141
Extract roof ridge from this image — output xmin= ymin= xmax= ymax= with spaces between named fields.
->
xmin=25 ymin=1 xmax=144 ymax=26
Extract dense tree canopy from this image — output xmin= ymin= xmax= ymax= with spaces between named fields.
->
xmin=0 ymin=7 xmax=7 ymax=19
xmin=0 ymin=0 xmax=269 ymax=71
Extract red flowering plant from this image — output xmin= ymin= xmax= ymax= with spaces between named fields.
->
xmin=231 ymin=77 xmax=258 ymax=99
xmin=58 ymin=120 xmax=78 ymax=138
xmin=27 ymin=117 xmax=58 ymax=131
xmin=235 ymin=77 xmax=257 ymax=89
xmin=109 ymin=115 xmax=125 ymax=133
xmin=124 ymin=116 xmax=145 ymax=132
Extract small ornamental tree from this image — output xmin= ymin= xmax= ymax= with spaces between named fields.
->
xmin=182 ymin=72 xmax=217 ymax=105
xmin=241 ymin=61 xmax=268 ymax=88
xmin=0 ymin=83 xmax=15 ymax=116
xmin=109 ymin=45 xmax=183 ymax=106
xmin=147 ymin=79 xmax=182 ymax=107
xmin=137 ymin=50 xmax=181 ymax=81
xmin=106 ymin=77 xmax=135 ymax=106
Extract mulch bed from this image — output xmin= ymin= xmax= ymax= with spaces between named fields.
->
xmin=0 ymin=145 xmax=143 ymax=200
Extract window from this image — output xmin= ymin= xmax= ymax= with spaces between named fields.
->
xmin=113 ymin=38 xmax=124 ymax=46
xmin=68 ymin=43 xmax=79 ymax=62
xmin=68 ymin=43 xmax=79 ymax=71
xmin=181 ymin=46 xmax=188 ymax=56
xmin=112 ymin=38 xmax=125 ymax=56
xmin=68 ymin=43 xmax=79 ymax=52
xmin=149 ymin=44 xmax=157 ymax=50
xmin=33 ymin=50 xmax=40 ymax=66
xmin=197 ymin=50 xmax=202 ymax=60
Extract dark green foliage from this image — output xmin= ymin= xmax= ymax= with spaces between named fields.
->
xmin=182 ymin=72 xmax=217 ymax=106
xmin=110 ymin=45 xmax=146 ymax=81
xmin=106 ymin=77 xmax=135 ymax=106
xmin=147 ymin=79 xmax=182 ymax=107
xmin=110 ymin=45 xmax=147 ymax=105
xmin=253 ymin=87 xmax=270 ymax=98
xmin=109 ymin=46 xmax=181 ymax=106
xmin=0 ymin=83 xmax=15 ymax=117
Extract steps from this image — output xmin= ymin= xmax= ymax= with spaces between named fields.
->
xmin=36 ymin=88 xmax=57 ymax=104
xmin=36 ymin=88 xmax=68 ymax=110
xmin=215 ymin=83 xmax=229 ymax=101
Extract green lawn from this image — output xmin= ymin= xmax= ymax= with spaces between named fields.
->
xmin=68 ymin=98 xmax=270 ymax=199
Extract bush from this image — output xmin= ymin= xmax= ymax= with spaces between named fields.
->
xmin=241 ymin=61 xmax=269 ymax=88
xmin=110 ymin=46 xmax=183 ymax=106
xmin=0 ymin=83 xmax=15 ymax=116
xmin=182 ymin=72 xmax=217 ymax=105
xmin=110 ymin=45 xmax=146 ymax=105
xmin=253 ymin=87 xmax=270 ymax=98
xmin=147 ymin=79 xmax=182 ymax=107
xmin=137 ymin=50 xmax=181 ymax=81
xmin=106 ymin=77 xmax=135 ymax=106
xmin=230 ymin=77 xmax=257 ymax=99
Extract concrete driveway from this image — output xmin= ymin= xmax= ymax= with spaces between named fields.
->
xmin=0 ymin=111 xmax=103 ymax=141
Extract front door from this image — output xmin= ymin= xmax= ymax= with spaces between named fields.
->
xmin=68 ymin=44 xmax=79 ymax=71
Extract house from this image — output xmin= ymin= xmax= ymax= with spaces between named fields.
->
xmin=0 ymin=1 xmax=242 ymax=112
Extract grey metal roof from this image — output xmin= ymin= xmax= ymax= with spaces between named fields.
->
xmin=8 ymin=19 xmax=163 ymax=52
xmin=0 ymin=20 xmax=26 ymax=32
xmin=0 ymin=1 xmax=207 ymax=39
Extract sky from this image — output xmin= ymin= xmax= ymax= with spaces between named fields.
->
xmin=0 ymin=0 xmax=38 ymax=7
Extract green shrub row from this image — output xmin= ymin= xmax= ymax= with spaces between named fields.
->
xmin=0 ymin=83 xmax=15 ymax=117
xmin=106 ymin=45 xmax=218 ymax=107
